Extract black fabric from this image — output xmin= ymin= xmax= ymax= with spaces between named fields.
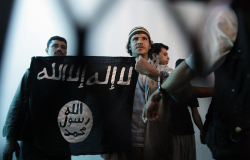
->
xmin=16 ymin=58 xmax=34 ymax=140
xmin=18 ymin=56 xmax=138 ymax=156
xmin=169 ymin=97 xmax=199 ymax=135
xmin=19 ymin=142 xmax=71 ymax=160
xmin=206 ymin=2 xmax=250 ymax=159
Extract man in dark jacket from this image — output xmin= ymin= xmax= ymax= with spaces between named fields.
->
xmin=2 ymin=36 xmax=70 ymax=160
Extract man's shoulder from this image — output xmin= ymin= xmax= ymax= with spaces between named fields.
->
xmin=24 ymin=68 xmax=30 ymax=76
xmin=20 ymin=69 xmax=30 ymax=82
xmin=26 ymin=68 xmax=30 ymax=73
xmin=159 ymin=64 xmax=173 ymax=72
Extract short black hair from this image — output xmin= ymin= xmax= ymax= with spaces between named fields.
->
xmin=47 ymin=36 xmax=67 ymax=48
xmin=175 ymin=59 xmax=185 ymax=68
xmin=152 ymin=43 xmax=169 ymax=55
xmin=126 ymin=31 xmax=153 ymax=56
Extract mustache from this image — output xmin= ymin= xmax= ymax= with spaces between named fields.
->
xmin=136 ymin=45 xmax=144 ymax=49
xmin=55 ymin=51 xmax=62 ymax=54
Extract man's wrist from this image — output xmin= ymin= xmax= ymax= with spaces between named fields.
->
xmin=160 ymin=71 xmax=169 ymax=84
xmin=159 ymin=84 xmax=168 ymax=95
xmin=154 ymin=89 xmax=162 ymax=101
xmin=147 ymin=66 xmax=156 ymax=77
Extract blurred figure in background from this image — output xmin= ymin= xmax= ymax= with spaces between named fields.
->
xmin=200 ymin=97 xmax=214 ymax=145
xmin=144 ymin=0 xmax=250 ymax=159
xmin=170 ymin=59 xmax=203 ymax=160
xmin=143 ymin=43 xmax=173 ymax=160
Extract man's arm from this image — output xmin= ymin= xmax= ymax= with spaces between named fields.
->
xmin=192 ymin=87 xmax=214 ymax=98
xmin=143 ymin=3 xmax=237 ymax=122
xmin=135 ymin=55 xmax=168 ymax=82
xmin=200 ymin=98 xmax=214 ymax=145
xmin=3 ymin=137 xmax=20 ymax=160
xmin=2 ymin=69 xmax=29 ymax=160
xmin=191 ymin=107 xmax=206 ymax=145
xmin=142 ymin=89 xmax=161 ymax=123
xmin=3 ymin=70 xmax=29 ymax=137
xmin=203 ymin=98 xmax=214 ymax=132
xmin=191 ymin=107 xmax=204 ymax=132
xmin=161 ymin=60 xmax=197 ymax=93
xmin=143 ymin=61 xmax=197 ymax=122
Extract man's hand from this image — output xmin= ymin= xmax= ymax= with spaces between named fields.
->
xmin=135 ymin=55 xmax=153 ymax=75
xmin=142 ymin=89 xmax=162 ymax=123
xmin=3 ymin=137 xmax=20 ymax=160
xmin=200 ymin=132 xmax=207 ymax=144
xmin=192 ymin=86 xmax=214 ymax=98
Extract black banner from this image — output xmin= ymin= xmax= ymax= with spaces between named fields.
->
xmin=19 ymin=56 xmax=138 ymax=155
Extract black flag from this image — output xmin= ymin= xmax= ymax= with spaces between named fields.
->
xmin=18 ymin=56 xmax=138 ymax=155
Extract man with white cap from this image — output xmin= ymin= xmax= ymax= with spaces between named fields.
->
xmin=130 ymin=27 xmax=171 ymax=160
xmin=102 ymin=27 xmax=171 ymax=160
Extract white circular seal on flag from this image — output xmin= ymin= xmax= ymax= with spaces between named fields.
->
xmin=58 ymin=100 xmax=93 ymax=143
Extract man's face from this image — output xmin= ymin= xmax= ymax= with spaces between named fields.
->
xmin=46 ymin=40 xmax=67 ymax=56
xmin=129 ymin=33 xmax=151 ymax=58
xmin=153 ymin=47 xmax=170 ymax=65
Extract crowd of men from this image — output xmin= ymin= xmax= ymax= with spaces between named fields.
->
xmin=2 ymin=0 xmax=250 ymax=160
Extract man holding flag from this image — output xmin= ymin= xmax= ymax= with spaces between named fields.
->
xmin=103 ymin=27 xmax=172 ymax=160
xmin=2 ymin=36 xmax=70 ymax=160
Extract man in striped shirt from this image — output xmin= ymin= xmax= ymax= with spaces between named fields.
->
xmin=103 ymin=27 xmax=170 ymax=160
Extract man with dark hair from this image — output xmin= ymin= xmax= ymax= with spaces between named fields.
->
xmin=151 ymin=43 xmax=170 ymax=65
xmin=46 ymin=36 xmax=67 ymax=50
xmin=144 ymin=45 xmax=202 ymax=160
xmin=46 ymin=36 xmax=67 ymax=56
xmin=170 ymin=59 xmax=203 ymax=160
xmin=143 ymin=43 xmax=173 ymax=160
xmin=2 ymin=36 xmax=70 ymax=160
xmin=103 ymin=27 xmax=171 ymax=160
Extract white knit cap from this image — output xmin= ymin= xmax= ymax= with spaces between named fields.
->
xmin=128 ymin=26 xmax=150 ymax=40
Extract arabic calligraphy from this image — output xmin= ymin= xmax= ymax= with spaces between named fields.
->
xmin=68 ymin=118 xmax=84 ymax=126
xmin=117 ymin=67 xmax=133 ymax=85
xmin=86 ymin=66 xmax=111 ymax=85
xmin=65 ymin=103 xmax=83 ymax=115
xmin=67 ymin=65 xmax=81 ymax=81
xmin=60 ymin=103 xmax=85 ymax=127
xmin=37 ymin=63 xmax=134 ymax=90
xmin=109 ymin=67 xmax=117 ymax=90
xmin=58 ymin=101 xmax=93 ymax=143
xmin=78 ymin=65 xmax=87 ymax=88
xmin=64 ymin=126 xmax=86 ymax=137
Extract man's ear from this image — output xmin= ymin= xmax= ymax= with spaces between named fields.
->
xmin=152 ymin=53 xmax=157 ymax=60
xmin=128 ymin=45 xmax=131 ymax=50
